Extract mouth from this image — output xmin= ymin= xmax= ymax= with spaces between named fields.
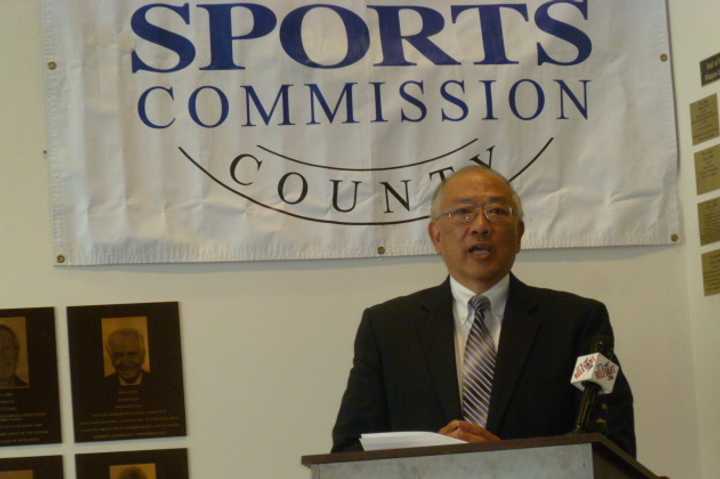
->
xmin=119 ymin=366 xmax=140 ymax=374
xmin=468 ymin=244 xmax=492 ymax=258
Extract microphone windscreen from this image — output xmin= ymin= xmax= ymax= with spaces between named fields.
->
xmin=570 ymin=352 xmax=619 ymax=395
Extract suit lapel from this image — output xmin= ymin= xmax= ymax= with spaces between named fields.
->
xmin=415 ymin=280 xmax=462 ymax=423
xmin=486 ymin=275 xmax=542 ymax=433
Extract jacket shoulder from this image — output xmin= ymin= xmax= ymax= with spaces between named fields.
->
xmin=516 ymin=278 xmax=606 ymax=312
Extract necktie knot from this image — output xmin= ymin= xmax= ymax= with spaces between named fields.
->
xmin=469 ymin=295 xmax=490 ymax=315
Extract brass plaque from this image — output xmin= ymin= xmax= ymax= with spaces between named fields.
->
xmin=0 ymin=309 xmax=61 ymax=447
xmin=690 ymin=94 xmax=719 ymax=145
xmin=67 ymin=302 xmax=186 ymax=443
xmin=698 ymin=197 xmax=720 ymax=245
xmin=76 ymin=450 xmax=187 ymax=479
xmin=702 ymin=249 xmax=720 ymax=296
xmin=695 ymin=145 xmax=720 ymax=195
xmin=701 ymin=52 xmax=720 ymax=86
xmin=0 ymin=457 xmax=61 ymax=478
xmin=0 ymin=472 xmax=32 ymax=479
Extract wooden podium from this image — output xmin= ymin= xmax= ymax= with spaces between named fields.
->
xmin=302 ymin=434 xmax=662 ymax=479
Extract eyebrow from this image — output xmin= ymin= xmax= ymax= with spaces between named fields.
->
xmin=453 ymin=196 xmax=510 ymax=205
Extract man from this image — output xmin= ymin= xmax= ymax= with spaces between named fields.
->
xmin=332 ymin=166 xmax=636 ymax=455
xmin=98 ymin=328 xmax=160 ymax=410
xmin=0 ymin=324 xmax=28 ymax=389
xmin=116 ymin=466 xmax=149 ymax=479
xmin=105 ymin=328 xmax=150 ymax=386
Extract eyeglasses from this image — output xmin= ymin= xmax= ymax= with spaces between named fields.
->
xmin=433 ymin=203 xmax=515 ymax=225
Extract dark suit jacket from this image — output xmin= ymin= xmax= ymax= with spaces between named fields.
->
xmin=96 ymin=371 xmax=163 ymax=411
xmin=332 ymin=275 xmax=636 ymax=455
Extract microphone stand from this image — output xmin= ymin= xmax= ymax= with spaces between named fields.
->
xmin=573 ymin=381 xmax=601 ymax=433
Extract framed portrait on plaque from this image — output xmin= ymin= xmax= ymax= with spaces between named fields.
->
xmin=75 ymin=449 xmax=188 ymax=479
xmin=0 ymin=456 xmax=63 ymax=479
xmin=68 ymin=302 xmax=186 ymax=442
xmin=0 ymin=308 xmax=61 ymax=446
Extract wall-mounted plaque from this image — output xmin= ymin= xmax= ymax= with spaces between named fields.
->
xmin=76 ymin=449 xmax=188 ymax=479
xmin=695 ymin=144 xmax=720 ymax=195
xmin=0 ymin=308 xmax=61 ymax=446
xmin=701 ymin=249 xmax=720 ymax=296
xmin=701 ymin=52 xmax=720 ymax=86
xmin=690 ymin=94 xmax=719 ymax=145
xmin=68 ymin=302 xmax=186 ymax=442
xmin=698 ymin=197 xmax=720 ymax=246
xmin=0 ymin=456 xmax=63 ymax=479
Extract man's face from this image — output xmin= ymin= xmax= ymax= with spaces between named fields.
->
xmin=108 ymin=333 xmax=145 ymax=382
xmin=428 ymin=169 xmax=524 ymax=293
xmin=0 ymin=329 xmax=19 ymax=382
xmin=118 ymin=468 xmax=148 ymax=479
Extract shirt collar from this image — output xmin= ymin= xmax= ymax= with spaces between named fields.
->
xmin=118 ymin=372 xmax=144 ymax=386
xmin=449 ymin=274 xmax=510 ymax=325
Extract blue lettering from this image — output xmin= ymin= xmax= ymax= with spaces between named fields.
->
xmin=370 ymin=82 xmax=387 ymax=123
xmin=509 ymin=79 xmax=545 ymax=120
xmin=137 ymin=86 xmax=176 ymax=128
xmin=198 ymin=3 xmax=277 ymax=70
xmin=188 ymin=86 xmax=229 ymax=128
xmin=536 ymin=0 xmax=592 ymax=66
xmin=369 ymin=6 xmax=460 ymax=66
xmin=241 ymin=85 xmax=295 ymax=126
xmin=280 ymin=5 xmax=369 ymax=68
xmin=451 ymin=4 xmax=529 ymax=65
xmin=440 ymin=80 xmax=468 ymax=122
xmin=399 ymin=81 xmax=427 ymax=122
xmin=479 ymin=80 xmax=499 ymax=120
xmin=556 ymin=79 xmax=589 ymax=119
xmin=131 ymin=3 xmax=195 ymax=73
xmin=306 ymin=83 xmax=358 ymax=125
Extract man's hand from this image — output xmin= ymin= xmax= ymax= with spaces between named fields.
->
xmin=439 ymin=420 xmax=501 ymax=443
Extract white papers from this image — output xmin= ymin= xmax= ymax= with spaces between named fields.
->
xmin=360 ymin=431 xmax=466 ymax=451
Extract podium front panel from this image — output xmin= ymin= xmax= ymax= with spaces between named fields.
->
xmin=310 ymin=444 xmax=594 ymax=479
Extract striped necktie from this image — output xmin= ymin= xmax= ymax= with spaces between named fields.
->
xmin=462 ymin=295 xmax=496 ymax=427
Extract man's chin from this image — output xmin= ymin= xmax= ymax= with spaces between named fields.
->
xmin=463 ymin=268 xmax=506 ymax=288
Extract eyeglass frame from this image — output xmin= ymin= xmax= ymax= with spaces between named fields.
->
xmin=432 ymin=202 xmax=517 ymax=225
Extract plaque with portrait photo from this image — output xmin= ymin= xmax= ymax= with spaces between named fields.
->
xmin=75 ymin=449 xmax=188 ymax=479
xmin=68 ymin=302 xmax=186 ymax=442
xmin=0 ymin=456 xmax=63 ymax=479
xmin=0 ymin=308 xmax=61 ymax=446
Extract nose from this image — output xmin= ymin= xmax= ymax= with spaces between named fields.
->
xmin=468 ymin=210 xmax=492 ymax=237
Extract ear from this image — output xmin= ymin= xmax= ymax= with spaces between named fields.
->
xmin=428 ymin=221 xmax=442 ymax=252
xmin=515 ymin=220 xmax=525 ymax=252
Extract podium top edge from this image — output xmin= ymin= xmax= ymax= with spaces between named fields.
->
xmin=301 ymin=433 xmax=660 ymax=479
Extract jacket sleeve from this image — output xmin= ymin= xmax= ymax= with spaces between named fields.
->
xmin=578 ymin=302 xmax=637 ymax=457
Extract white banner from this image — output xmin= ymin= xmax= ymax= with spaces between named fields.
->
xmin=43 ymin=0 xmax=679 ymax=265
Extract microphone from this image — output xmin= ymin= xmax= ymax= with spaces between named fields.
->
xmin=570 ymin=335 xmax=619 ymax=433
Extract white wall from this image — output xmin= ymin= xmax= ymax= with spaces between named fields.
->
xmin=0 ymin=1 xmax=716 ymax=478
xmin=668 ymin=0 xmax=720 ymax=477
